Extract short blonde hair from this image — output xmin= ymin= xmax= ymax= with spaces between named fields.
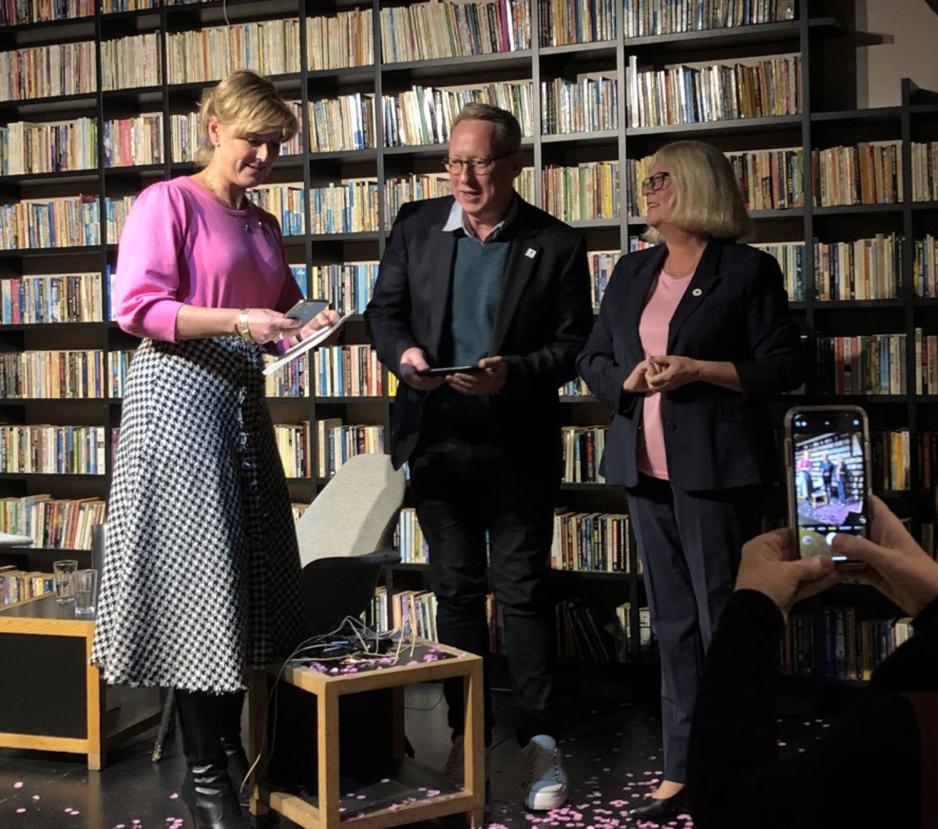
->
xmin=196 ymin=70 xmax=298 ymax=166
xmin=643 ymin=140 xmax=753 ymax=244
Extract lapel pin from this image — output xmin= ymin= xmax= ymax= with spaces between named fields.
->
xmin=692 ymin=288 xmax=702 ymax=297
xmin=525 ymin=248 xmax=537 ymax=259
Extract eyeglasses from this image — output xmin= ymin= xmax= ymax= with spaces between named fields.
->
xmin=442 ymin=153 xmax=514 ymax=176
xmin=640 ymin=172 xmax=671 ymax=192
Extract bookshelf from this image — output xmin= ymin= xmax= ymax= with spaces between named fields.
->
xmin=1 ymin=0 xmax=936 ymax=678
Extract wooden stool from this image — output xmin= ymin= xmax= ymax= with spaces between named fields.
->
xmin=249 ymin=639 xmax=485 ymax=829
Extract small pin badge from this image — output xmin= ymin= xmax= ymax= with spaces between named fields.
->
xmin=692 ymin=288 xmax=703 ymax=297
xmin=525 ymin=248 xmax=537 ymax=259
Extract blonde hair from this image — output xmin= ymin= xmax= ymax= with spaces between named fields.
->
xmin=643 ymin=140 xmax=753 ymax=244
xmin=196 ymin=70 xmax=298 ymax=166
xmin=450 ymin=102 xmax=522 ymax=155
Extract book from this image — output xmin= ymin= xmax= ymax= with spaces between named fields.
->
xmin=262 ymin=313 xmax=351 ymax=377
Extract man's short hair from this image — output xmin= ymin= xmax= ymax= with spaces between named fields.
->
xmin=451 ymin=102 xmax=522 ymax=155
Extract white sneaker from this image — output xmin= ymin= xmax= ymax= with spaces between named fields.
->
xmin=521 ymin=734 xmax=568 ymax=811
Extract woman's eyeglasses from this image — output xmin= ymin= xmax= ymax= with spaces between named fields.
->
xmin=640 ymin=172 xmax=671 ymax=192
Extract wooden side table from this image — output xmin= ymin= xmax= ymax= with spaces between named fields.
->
xmin=250 ymin=640 xmax=485 ymax=829
xmin=0 ymin=594 xmax=162 ymax=770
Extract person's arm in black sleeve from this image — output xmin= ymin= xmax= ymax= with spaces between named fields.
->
xmin=871 ymin=595 xmax=938 ymax=692
xmin=688 ymin=589 xmax=920 ymax=829
xmin=500 ymin=234 xmax=594 ymax=396
xmin=734 ymin=252 xmax=803 ymax=395
xmin=575 ymin=258 xmax=641 ymax=417
xmin=364 ymin=203 xmax=419 ymax=378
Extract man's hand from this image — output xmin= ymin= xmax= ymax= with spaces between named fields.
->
xmin=399 ymin=347 xmax=445 ymax=391
xmin=446 ymin=356 xmax=508 ymax=395
xmin=645 ymin=355 xmax=701 ymax=392
xmin=735 ymin=529 xmax=840 ymax=619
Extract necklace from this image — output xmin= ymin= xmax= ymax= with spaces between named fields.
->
xmin=198 ymin=171 xmax=259 ymax=232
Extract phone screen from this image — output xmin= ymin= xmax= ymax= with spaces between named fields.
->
xmin=789 ymin=408 xmax=869 ymax=560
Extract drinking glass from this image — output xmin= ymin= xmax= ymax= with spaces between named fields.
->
xmin=53 ymin=559 xmax=78 ymax=604
xmin=74 ymin=568 xmax=98 ymax=617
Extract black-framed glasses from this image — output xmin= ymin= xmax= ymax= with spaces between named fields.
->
xmin=640 ymin=172 xmax=671 ymax=192
xmin=442 ymin=153 xmax=514 ymax=176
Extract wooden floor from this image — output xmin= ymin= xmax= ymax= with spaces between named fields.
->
xmin=0 ymin=684 xmax=832 ymax=829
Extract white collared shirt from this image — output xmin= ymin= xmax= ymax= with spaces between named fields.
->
xmin=442 ymin=196 xmax=518 ymax=243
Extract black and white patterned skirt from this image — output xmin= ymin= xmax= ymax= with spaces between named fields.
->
xmin=91 ymin=336 xmax=305 ymax=692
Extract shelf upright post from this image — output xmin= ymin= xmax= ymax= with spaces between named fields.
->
xmin=901 ymin=77 xmax=919 ymax=517
xmin=799 ymin=2 xmax=817 ymax=397
xmin=531 ymin=0 xmax=543 ymax=209
xmin=617 ymin=0 xmax=629 ymax=255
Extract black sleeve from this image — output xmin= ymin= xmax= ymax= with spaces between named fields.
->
xmin=688 ymin=589 xmax=919 ymax=829
xmin=364 ymin=204 xmax=419 ymax=378
xmin=733 ymin=252 xmax=804 ymax=395
xmin=575 ymin=257 xmax=640 ymax=416
xmin=871 ymin=595 xmax=938 ymax=692
xmin=500 ymin=233 xmax=594 ymax=396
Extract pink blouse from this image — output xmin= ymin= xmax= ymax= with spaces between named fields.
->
xmin=636 ymin=270 xmax=692 ymax=480
xmin=114 ymin=176 xmax=301 ymax=342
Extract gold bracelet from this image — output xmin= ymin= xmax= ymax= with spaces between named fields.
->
xmin=236 ymin=308 xmax=253 ymax=343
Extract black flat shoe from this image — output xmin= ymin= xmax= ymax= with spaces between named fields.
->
xmin=629 ymin=787 xmax=690 ymax=823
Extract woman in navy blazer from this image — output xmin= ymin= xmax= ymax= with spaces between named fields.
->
xmin=577 ymin=140 xmax=803 ymax=823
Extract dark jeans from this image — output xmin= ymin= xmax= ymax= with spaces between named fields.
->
xmin=626 ymin=473 xmax=763 ymax=782
xmin=410 ymin=435 xmax=558 ymax=746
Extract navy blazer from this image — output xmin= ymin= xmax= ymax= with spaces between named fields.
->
xmin=365 ymin=195 xmax=593 ymax=470
xmin=577 ymin=239 xmax=803 ymax=491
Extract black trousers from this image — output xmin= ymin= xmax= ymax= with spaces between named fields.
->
xmin=410 ymin=435 xmax=558 ymax=746
xmin=626 ymin=473 xmax=762 ymax=782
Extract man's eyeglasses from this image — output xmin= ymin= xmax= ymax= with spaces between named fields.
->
xmin=640 ymin=172 xmax=671 ymax=192
xmin=442 ymin=153 xmax=513 ymax=176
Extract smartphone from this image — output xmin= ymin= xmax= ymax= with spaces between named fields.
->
xmin=415 ymin=365 xmax=484 ymax=377
xmin=785 ymin=405 xmax=870 ymax=561
xmin=285 ymin=299 xmax=329 ymax=327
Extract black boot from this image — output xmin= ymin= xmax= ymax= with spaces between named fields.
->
xmin=219 ymin=690 xmax=251 ymax=807
xmin=181 ymin=762 xmax=250 ymax=829
xmin=176 ymin=689 xmax=250 ymax=829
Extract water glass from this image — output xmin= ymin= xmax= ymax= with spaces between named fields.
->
xmin=53 ymin=559 xmax=78 ymax=604
xmin=74 ymin=568 xmax=98 ymax=617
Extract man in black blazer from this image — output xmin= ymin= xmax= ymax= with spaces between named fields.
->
xmin=365 ymin=103 xmax=592 ymax=811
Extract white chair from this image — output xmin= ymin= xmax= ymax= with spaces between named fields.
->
xmin=296 ymin=452 xmax=406 ymax=635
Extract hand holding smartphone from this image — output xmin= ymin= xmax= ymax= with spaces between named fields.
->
xmin=284 ymin=299 xmax=329 ymax=327
xmin=785 ymin=405 xmax=870 ymax=562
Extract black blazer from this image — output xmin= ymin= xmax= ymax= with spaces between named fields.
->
xmin=365 ymin=195 xmax=593 ymax=470
xmin=577 ymin=239 xmax=803 ymax=491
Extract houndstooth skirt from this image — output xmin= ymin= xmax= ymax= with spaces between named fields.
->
xmin=91 ymin=336 xmax=305 ymax=692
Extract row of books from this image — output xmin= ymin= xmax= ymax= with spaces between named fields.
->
xmin=587 ymin=249 xmax=620 ymax=310
xmin=1 ymin=0 xmax=93 ymax=25
xmin=310 ymin=94 xmax=376 ymax=154
xmin=921 ymin=434 xmax=938 ymax=492
xmin=103 ymin=114 xmax=164 ymax=168
xmin=382 ymin=82 xmax=534 ymax=148
xmin=107 ymin=350 xmax=133 ymax=398
xmin=622 ymin=0 xmax=795 ymax=37
xmin=915 ymin=235 xmax=938 ymax=298
xmin=814 ymin=235 xmax=903 ymax=302
xmin=912 ymin=141 xmax=938 ymax=203
xmin=560 ymin=377 xmax=592 ymax=396
xmin=0 ymin=350 xmax=105 ymax=398
xmin=312 ymin=345 xmax=397 ymax=398
xmin=538 ymin=0 xmax=617 ymax=45
xmin=557 ymin=598 xmax=618 ymax=662
xmin=166 ymin=20 xmax=302 ymax=85
xmin=0 ymin=424 xmax=106 ymax=475
xmin=0 ymin=567 xmax=54 ymax=609
xmin=813 ymin=142 xmax=903 ymax=207
xmin=315 ymin=420 xmax=385 ymax=479
xmin=246 ymin=185 xmax=305 ymax=236
xmin=562 ymin=425 xmax=607 ymax=483
xmin=915 ymin=330 xmax=938 ymax=395
xmin=626 ymin=53 xmax=800 ymax=128
xmin=263 ymin=354 xmax=310 ymax=398
xmin=0 ymin=494 xmax=106 ymax=550
xmin=752 ymin=242 xmax=806 ymax=302
xmin=541 ymin=74 xmax=619 ymax=135
xmin=311 ymin=262 xmax=379 ymax=316
xmin=0 ymin=273 xmax=102 ymax=325
xmin=273 ymin=421 xmax=312 ymax=479
xmin=782 ymin=608 xmax=913 ymax=682
xmin=0 ymin=41 xmax=96 ymax=101
xmin=552 ymin=511 xmax=632 ymax=573
xmin=105 ymin=195 xmax=136 ymax=245
xmin=378 ymin=0 xmax=531 ymax=64
xmin=0 ymin=196 xmax=99 ymax=250
xmin=101 ymin=33 xmax=160 ymax=91
xmin=542 ymin=160 xmax=620 ymax=222
xmin=0 ymin=118 xmax=97 ymax=176
xmin=308 ymin=9 xmax=374 ymax=72
xmin=392 ymin=588 xmax=439 ymax=640
xmin=396 ymin=507 xmax=429 ymax=565
xmin=814 ymin=334 xmax=909 ymax=396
